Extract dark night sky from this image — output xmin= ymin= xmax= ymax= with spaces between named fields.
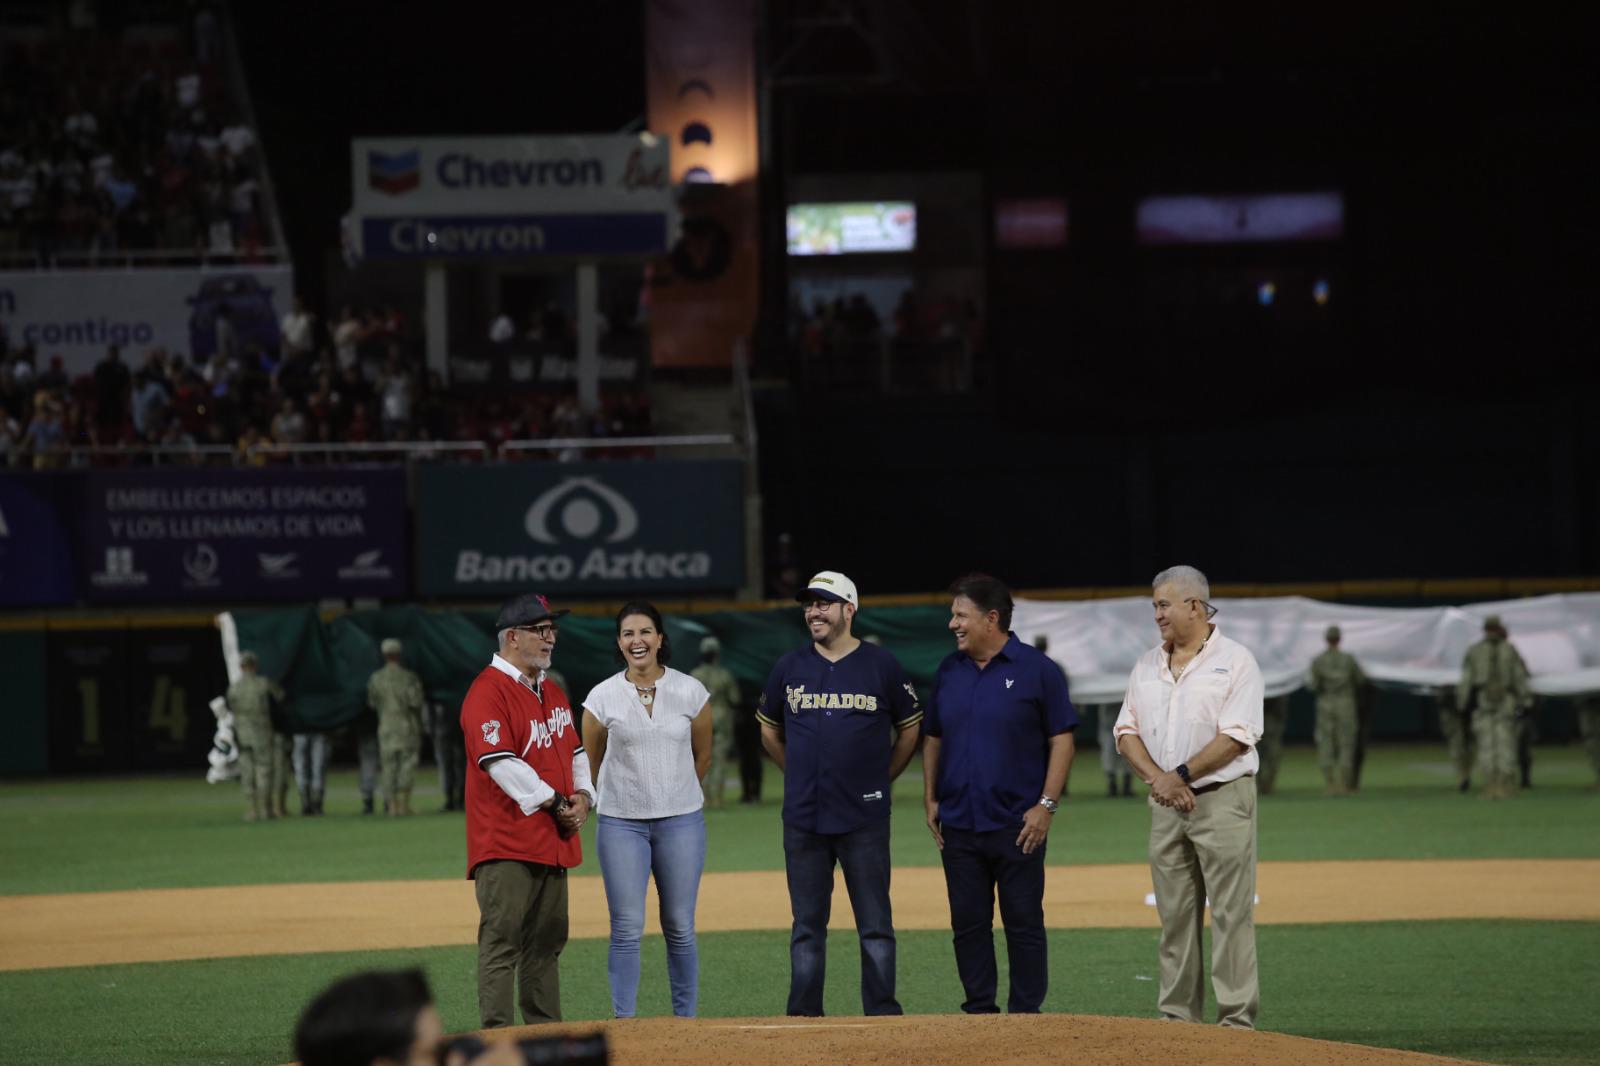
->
xmin=233 ymin=1 xmax=645 ymax=299
xmin=233 ymin=3 xmax=1596 ymax=362
xmin=224 ymin=5 xmax=1600 ymax=588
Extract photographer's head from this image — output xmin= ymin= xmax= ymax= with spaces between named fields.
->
xmin=294 ymin=969 xmax=440 ymax=1066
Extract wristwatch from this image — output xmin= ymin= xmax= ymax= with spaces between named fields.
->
xmin=1175 ymin=763 xmax=1192 ymax=785
xmin=549 ymin=793 xmax=571 ymax=815
xmin=1037 ymin=794 xmax=1059 ymax=814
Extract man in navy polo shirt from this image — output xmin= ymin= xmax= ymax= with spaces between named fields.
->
xmin=757 ymin=570 xmax=924 ymax=1016
xmin=924 ymin=572 xmax=1076 ymax=1014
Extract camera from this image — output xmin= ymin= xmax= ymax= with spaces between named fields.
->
xmin=439 ymin=1032 xmax=607 ymax=1066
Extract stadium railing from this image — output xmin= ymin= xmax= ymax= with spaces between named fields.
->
xmin=4 ymin=436 xmax=738 ymax=468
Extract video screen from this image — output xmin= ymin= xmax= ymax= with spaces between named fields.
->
xmin=995 ymin=198 xmax=1068 ymax=249
xmin=787 ymin=202 xmax=917 ymax=255
xmin=1137 ymin=192 xmax=1344 ymax=244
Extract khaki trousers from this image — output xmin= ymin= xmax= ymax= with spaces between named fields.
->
xmin=1148 ymin=775 xmax=1259 ymax=1029
xmin=475 ymin=859 xmax=569 ymax=1027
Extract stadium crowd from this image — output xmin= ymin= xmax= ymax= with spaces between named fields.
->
xmin=0 ymin=300 xmax=653 ymax=469
xmin=0 ymin=10 xmax=273 ymax=264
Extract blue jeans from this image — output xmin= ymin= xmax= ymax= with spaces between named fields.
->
xmin=783 ymin=818 xmax=902 ymax=1016
xmin=596 ymin=810 xmax=706 ymax=1017
xmin=939 ymin=824 xmax=1049 ymax=1013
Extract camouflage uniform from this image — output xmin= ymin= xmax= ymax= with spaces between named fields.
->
xmin=1256 ymin=695 xmax=1289 ymax=794
xmin=1577 ymin=697 xmax=1600 ymax=789
xmin=691 ymin=657 xmax=741 ymax=806
xmin=273 ymin=733 xmax=293 ymax=815
xmin=226 ymin=670 xmax=285 ymax=821
xmin=1308 ymin=637 xmax=1366 ymax=793
xmin=425 ymin=698 xmax=467 ymax=811
xmin=368 ymin=658 xmax=426 ymax=816
xmin=1436 ymin=687 xmax=1475 ymax=791
xmin=1458 ymin=620 xmax=1531 ymax=798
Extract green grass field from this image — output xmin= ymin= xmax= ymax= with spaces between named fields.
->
xmin=2 ymin=743 xmax=1598 ymax=1066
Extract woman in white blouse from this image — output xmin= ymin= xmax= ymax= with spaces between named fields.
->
xmin=582 ymin=601 xmax=713 ymax=1018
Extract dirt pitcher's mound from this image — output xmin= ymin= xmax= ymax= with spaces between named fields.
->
xmin=476 ymin=1014 xmax=1484 ymax=1066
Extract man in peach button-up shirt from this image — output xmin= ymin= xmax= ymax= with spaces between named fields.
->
xmin=1113 ymin=564 xmax=1263 ymax=1031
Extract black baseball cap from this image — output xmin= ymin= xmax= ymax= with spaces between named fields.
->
xmin=494 ymin=593 xmax=570 ymax=630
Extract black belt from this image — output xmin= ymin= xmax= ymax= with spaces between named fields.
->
xmin=1192 ymin=775 xmax=1253 ymax=796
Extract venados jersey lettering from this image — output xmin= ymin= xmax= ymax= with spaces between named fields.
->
xmin=785 ymin=684 xmax=879 ymax=713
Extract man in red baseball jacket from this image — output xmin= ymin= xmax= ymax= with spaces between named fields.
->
xmin=462 ymin=592 xmax=595 ymax=1027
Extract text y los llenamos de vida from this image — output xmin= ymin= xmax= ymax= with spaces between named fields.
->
xmin=106 ymin=513 xmax=369 ymax=539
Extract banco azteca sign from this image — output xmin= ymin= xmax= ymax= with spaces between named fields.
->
xmin=416 ymin=463 xmax=742 ymax=594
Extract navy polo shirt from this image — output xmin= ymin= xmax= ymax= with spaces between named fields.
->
xmin=757 ymin=640 xmax=924 ymax=834
xmin=925 ymin=632 xmax=1078 ymax=832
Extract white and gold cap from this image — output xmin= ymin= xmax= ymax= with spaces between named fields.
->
xmin=797 ymin=570 xmax=859 ymax=608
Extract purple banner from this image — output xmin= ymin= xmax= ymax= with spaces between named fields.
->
xmin=0 ymin=473 xmax=78 ymax=606
xmin=81 ymin=468 xmax=408 ymax=604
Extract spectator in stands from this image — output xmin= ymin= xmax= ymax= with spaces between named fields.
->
xmin=0 ymin=365 xmax=25 ymax=426
xmin=281 ymin=296 xmax=315 ymax=358
xmin=20 ymin=396 xmax=68 ymax=469
xmin=345 ymin=401 xmax=373 ymax=443
xmin=35 ymin=355 xmax=68 ymax=397
xmin=130 ymin=355 xmax=173 ymax=439
xmin=157 ymin=412 xmax=197 ymax=452
xmin=377 ymin=355 xmax=414 ymax=440
xmin=237 ymin=421 xmax=267 ymax=465
xmin=331 ymin=306 xmax=365 ymax=371
xmin=305 ymin=371 xmax=343 ymax=426
xmin=92 ymin=344 xmax=131 ymax=437
xmin=845 ymin=294 xmax=881 ymax=337
xmin=271 ymin=397 xmax=309 ymax=446
xmin=489 ymin=309 xmax=517 ymax=344
xmin=416 ymin=370 xmax=450 ymax=439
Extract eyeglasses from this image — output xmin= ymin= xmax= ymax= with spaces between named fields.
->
xmin=516 ymin=624 xmax=559 ymax=640
xmin=802 ymin=600 xmax=837 ymax=614
xmin=1185 ymin=597 xmax=1220 ymax=619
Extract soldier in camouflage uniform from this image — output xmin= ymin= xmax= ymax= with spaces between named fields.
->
xmin=1458 ymin=615 xmax=1532 ymax=799
xmin=1577 ymin=696 xmax=1600 ymax=790
xmin=690 ymin=636 xmax=741 ymax=807
xmin=425 ymin=696 xmax=466 ymax=812
xmin=226 ymin=650 xmax=285 ymax=821
xmin=1308 ymin=625 xmax=1367 ymax=795
xmin=1256 ymin=694 xmax=1289 ymax=794
xmin=1434 ymin=685 xmax=1474 ymax=792
xmin=367 ymin=637 xmax=426 ymax=816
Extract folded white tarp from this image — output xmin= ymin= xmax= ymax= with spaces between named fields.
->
xmin=1013 ymin=592 xmax=1600 ymax=705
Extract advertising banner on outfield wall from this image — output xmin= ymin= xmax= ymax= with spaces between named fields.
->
xmin=0 ymin=473 xmax=79 ymax=607
xmin=0 ymin=266 xmax=295 ymax=377
xmin=351 ymin=134 xmax=672 ymax=259
xmin=80 ymin=468 xmax=408 ymax=604
xmin=413 ymin=461 xmax=744 ymax=597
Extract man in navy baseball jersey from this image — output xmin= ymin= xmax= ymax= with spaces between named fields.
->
xmin=924 ymin=573 xmax=1077 ymax=1014
xmin=757 ymin=570 xmax=924 ymax=1016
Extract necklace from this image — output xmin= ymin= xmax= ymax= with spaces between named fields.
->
xmin=1171 ymin=635 xmax=1210 ymax=682
xmin=635 ymin=684 xmax=656 ymax=706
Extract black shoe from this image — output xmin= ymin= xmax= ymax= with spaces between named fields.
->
xmin=1458 ymin=778 xmax=1471 ymax=793
xmin=1121 ymin=775 xmax=1134 ymax=797
xmin=1107 ymin=776 xmax=1118 ymax=798
xmin=361 ymin=796 xmax=374 ymax=815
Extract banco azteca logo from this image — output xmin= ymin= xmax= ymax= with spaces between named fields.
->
xmin=524 ymin=477 xmax=639 ymax=544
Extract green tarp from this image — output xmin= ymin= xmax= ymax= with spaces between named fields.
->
xmin=226 ymin=603 xmax=958 ymax=733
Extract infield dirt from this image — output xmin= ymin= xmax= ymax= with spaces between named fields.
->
xmin=3 ymin=858 xmax=1596 ymax=971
